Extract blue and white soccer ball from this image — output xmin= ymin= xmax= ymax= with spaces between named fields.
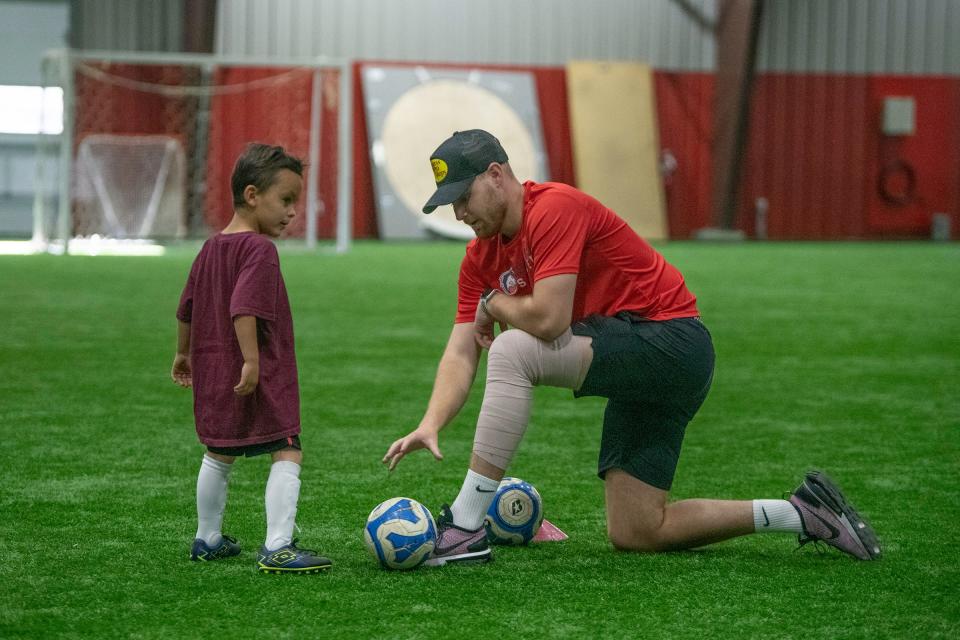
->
xmin=363 ymin=497 xmax=437 ymax=570
xmin=484 ymin=477 xmax=544 ymax=545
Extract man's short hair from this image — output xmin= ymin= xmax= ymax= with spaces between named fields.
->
xmin=231 ymin=143 xmax=304 ymax=207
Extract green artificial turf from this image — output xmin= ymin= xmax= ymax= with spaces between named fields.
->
xmin=1 ymin=241 xmax=957 ymax=639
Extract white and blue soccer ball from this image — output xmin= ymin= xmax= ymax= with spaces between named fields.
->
xmin=484 ymin=477 xmax=544 ymax=545
xmin=363 ymin=497 xmax=437 ymax=570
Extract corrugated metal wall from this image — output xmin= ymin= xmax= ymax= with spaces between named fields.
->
xmin=70 ymin=0 xmax=183 ymax=52
xmin=215 ymin=0 xmax=716 ymax=70
xmin=67 ymin=0 xmax=959 ymax=75
xmin=757 ymin=0 xmax=960 ymax=75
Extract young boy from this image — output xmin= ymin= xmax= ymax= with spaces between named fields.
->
xmin=172 ymin=143 xmax=331 ymax=574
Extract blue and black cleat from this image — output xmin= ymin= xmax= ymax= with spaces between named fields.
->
xmin=190 ymin=535 xmax=241 ymax=561
xmin=256 ymin=539 xmax=332 ymax=574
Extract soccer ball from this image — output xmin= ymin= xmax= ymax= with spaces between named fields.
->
xmin=484 ymin=477 xmax=544 ymax=545
xmin=363 ymin=497 xmax=437 ymax=570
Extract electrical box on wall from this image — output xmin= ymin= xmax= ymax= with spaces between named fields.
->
xmin=882 ymin=96 xmax=915 ymax=135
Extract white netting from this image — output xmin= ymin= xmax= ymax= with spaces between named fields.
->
xmin=74 ymin=61 xmax=312 ymax=97
xmin=34 ymin=52 xmax=349 ymax=251
xmin=75 ymin=134 xmax=186 ymax=238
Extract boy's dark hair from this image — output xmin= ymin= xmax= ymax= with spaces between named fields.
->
xmin=231 ymin=143 xmax=304 ymax=207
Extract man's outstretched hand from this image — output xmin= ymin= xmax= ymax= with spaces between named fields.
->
xmin=382 ymin=426 xmax=443 ymax=471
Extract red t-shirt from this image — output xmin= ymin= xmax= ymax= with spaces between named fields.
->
xmin=456 ymin=181 xmax=699 ymax=324
xmin=176 ymin=232 xmax=300 ymax=446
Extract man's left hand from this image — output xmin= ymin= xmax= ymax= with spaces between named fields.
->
xmin=474 ymin=301 xmax=507 ymax=349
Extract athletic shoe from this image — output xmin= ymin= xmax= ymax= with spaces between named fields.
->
xmin=423 ymin=505 xmax=492 ymax=566
xmin=190 ymin=535 xmax=241 ymax=561
xmin=256 ymin=539 xmax=332 ymax=574
xmin=789 ymin=470 xmax=882 ymax=560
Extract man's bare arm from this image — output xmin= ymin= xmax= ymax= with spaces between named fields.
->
xmin=383 ymin=323 xmax=481 ymax=470
xmin=484 ymin=273 xmax=577 ymax=342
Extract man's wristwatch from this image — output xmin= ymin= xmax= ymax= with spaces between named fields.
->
xmin=480 ymin=287 xmax=499 ymax=316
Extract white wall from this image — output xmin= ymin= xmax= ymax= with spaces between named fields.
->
xmin=0 ymin=0 xmax=69 ymax=85
xmin=0 ymin=0 xmax=69 ymax=236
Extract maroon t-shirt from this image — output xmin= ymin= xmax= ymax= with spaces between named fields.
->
xmin=176 ymin=232 xmax=300 ymax=446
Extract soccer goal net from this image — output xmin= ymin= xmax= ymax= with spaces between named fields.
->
xmin=75 ymin=134 xmax=186 ymax=239
xmin=34 ymin=50 xmax=352 ymax=253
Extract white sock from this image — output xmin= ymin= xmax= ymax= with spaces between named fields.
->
xmin=753 ymin=499 xmax=803 ymax=533
xmin=450 ymin=469 xmax=500 ymax=530
xmin=196 ymin=455 xmax=232 ymax=546
xmin=264 ymin=460 xmax=302 ymax=551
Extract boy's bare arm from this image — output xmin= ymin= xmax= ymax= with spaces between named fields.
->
xmin=233 ymin=315 xmax=259 ymax=396
xmin=171 ymin=320 xmax=192 ymax=387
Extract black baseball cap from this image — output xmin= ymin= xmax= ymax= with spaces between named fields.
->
xmin=422 ymin=129 xmax=509 ymax=214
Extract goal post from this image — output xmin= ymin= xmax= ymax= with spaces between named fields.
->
xmin=34 ymin=49 xmax=353 ymax=253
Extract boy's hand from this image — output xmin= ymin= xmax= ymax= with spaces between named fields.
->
xmin=234 ymin=361 xmax=259 ymax=396
xmin=171 ymin=353 xmax=192 ymax=388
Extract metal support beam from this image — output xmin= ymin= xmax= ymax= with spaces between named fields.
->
xmin=182 ymin=0 xmax=217 ymax=53
xmin=708 ymin=0 xmax=764 ymax=234
xmin=335 ymin=62 xmax=353 ymax=254
xmin=671 ymin=0 xmax=716 ymax=32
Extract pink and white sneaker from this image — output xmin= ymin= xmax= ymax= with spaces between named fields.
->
xmin=789 ymin=470 xmax=881 ymax=560
xmin=423 ymin=505 xmax=492 ymax=566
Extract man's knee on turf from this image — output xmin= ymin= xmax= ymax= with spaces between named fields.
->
xmin=607 ymin=519 xmax=671 ymax=552
xmin=605 ymin=469 xmax=672 ymax=552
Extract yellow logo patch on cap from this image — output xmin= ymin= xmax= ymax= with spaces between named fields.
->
xmin=431 ymin=158 xmax=448 ymax=184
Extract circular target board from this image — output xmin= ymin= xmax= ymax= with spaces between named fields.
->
xmin=379 ymin=79 xmax=540 ymax=240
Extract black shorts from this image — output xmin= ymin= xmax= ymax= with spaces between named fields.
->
xmin=207 ymin=435 xmax=302 ymax=458
xmin=571 ymin=314 xmax=714 ymax=490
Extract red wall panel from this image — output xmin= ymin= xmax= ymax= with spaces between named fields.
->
xmin=205 ymin=66 xmax=319 ymax=232
xmin=741 ymin=73 xmax=960 ymax=240
xmin=654 ymin=72 xmax=714 ymax=238
xmin=741 ymin=74 xmax=872 ymax=239
xmin=75 ymin=64 xmax=193 ymax=139
xmin=315 ymin=70 xmax=343 ymax=240
xmin=865 ymin=76 xmax=960 ymax=236
xmin=351 ymin=62 xmax=379 ymax=239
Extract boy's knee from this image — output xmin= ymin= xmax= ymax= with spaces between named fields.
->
xmin=205 ymin=451 xmax=235 ymax=465
xmin=271 ymin=447 xmax=302 ymax=465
